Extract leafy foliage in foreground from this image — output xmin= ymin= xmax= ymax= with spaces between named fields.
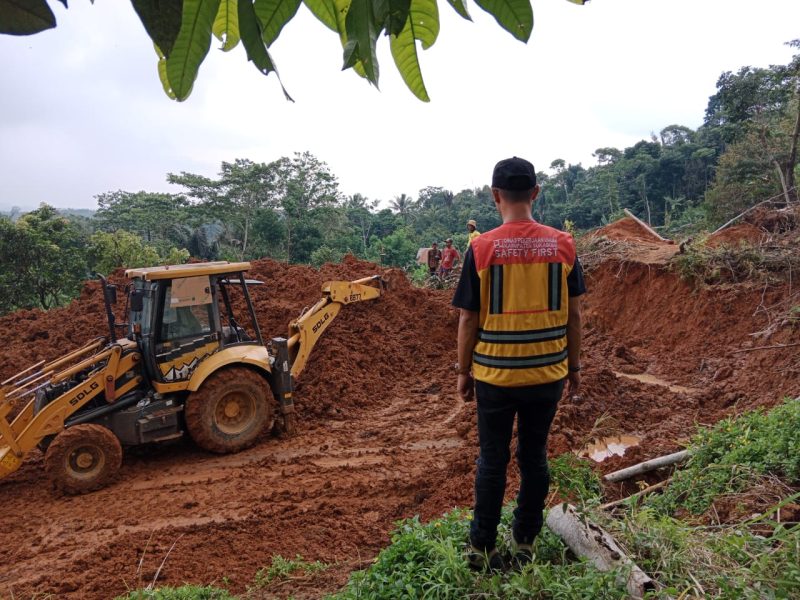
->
xmin=652 ymin=397 xmax=800 ymax=516
xmin=0 ymin=0 xmax=587 ymax=101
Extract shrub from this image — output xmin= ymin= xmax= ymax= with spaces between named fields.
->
xmin=652 ymin=398 xmax=799 ymax=515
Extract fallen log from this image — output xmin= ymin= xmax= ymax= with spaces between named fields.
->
xmin=604 ymin=450 xmax=689 ymax=483
xmin=600 ymin=479 xmax=671 ymax=511
xmin=623 ymin=208 xmax=672 ymax=242
xmin=546 ymin=503 xmax=657 ymax=599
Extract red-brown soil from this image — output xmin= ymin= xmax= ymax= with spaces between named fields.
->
xmin=706 ymin=222 xmax=766 ymax=247
xmin=591 ymin=216 xmax=663 ymax=243
xmin=1 ymin=222 xmax=799 ymax=598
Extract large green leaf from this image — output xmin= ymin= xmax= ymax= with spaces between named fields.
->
xmin=473 ymin=0 xmax=532 ymax=42
xmin=155 ymin=43 xmax=178 ymax=99
xmin=390 ymin=18 xmax=427 ymax=101
xmin=238 ymin=0 xmax=275 ymax=74
xmin=213 ymin=0 xmax=240 ymax=51
xmin=0 ymin=0 xmax=55 ymax=35
xmin=254 ymin=0 xmax=301 ymax=47
xmin=131 ymin=0 xmax=183 ymax=57
xmin=239 ymin=0 xmax=293 ymax=99
xmin=408 ymin=0 xmax=437 ymax=49
xmin=390 ymin=0 xmax=436 ymax=100
xmin=303 ymin=0 xmax=368 ymax=80
xmin=302 ymin=0 xmax=337 ymax=32
xmin=373 ymin=0 xmax=409 ymax=37
xmin=445 ymin=0 xmax=470 ymax=21
xmin=343 ymin=0 xmax=379 ymax=84
xmin=166 ymin=0 xmax=221 ymax=100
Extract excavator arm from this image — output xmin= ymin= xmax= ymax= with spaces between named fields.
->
xmin=286 ymin=275 xmax=384 ymax=379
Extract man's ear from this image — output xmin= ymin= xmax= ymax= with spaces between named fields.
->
xmin=492 ymin=188 xmax=502 ymax=208
xmin=531 ymin=185 xmax=541 ymax=202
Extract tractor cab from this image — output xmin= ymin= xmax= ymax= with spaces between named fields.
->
xmin=123 ymin=262 xmax=263 ymax=385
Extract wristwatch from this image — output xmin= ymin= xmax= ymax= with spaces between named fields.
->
xmin=453 ymin=363 xmax=471 ymax=375
xmin=568 ymin=364 xmax=582 ymax=373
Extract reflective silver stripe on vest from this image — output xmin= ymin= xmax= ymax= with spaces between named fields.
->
xmin=548 ymin=262 xmax=562 ymax=311
xmin=473 ymin=349 xmax=568 ymax=369
xmin=478 ymin=326 xmax=567 ymax=344
xmin=489 ymin=264 xmax=503 ymax=314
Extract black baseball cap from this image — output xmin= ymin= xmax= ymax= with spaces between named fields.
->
xmin=492 ymin=157 xmax=537 ymax=190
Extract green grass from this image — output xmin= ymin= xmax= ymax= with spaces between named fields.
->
xmin=248 ymin=554 xmax=328 ymax=590
xmin=602 ymin=505 xmax=800 ymax=598
xmin=116 ymin=585 xmax=237 ymax=600
xmin=326 ymin=508 xmax=627 ymax=600
xmin=548 ymin=453 xmax=602 ymax=506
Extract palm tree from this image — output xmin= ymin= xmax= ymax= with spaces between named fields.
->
xmin=390 ymin=193 xmax=413 ymax=222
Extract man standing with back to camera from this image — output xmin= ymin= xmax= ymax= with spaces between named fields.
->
xmin=452 ymin=157 xmax=585 ymax=571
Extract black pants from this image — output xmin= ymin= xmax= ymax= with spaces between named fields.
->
xmin=469 ymin=378 xmax=563 ymax=551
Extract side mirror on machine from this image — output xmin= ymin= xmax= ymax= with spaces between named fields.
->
xmin=130 ymin=290 xmax=144 ymax=312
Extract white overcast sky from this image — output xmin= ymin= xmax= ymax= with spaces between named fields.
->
xmin=1 ymin=0 xmax=799 ymax=210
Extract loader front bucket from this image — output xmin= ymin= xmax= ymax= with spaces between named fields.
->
xmin=0 ymin=401 xmax=23 ymax=481
xmin=0 ymin=445 xmax=22 ymax=480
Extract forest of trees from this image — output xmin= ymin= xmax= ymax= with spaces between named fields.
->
xmin=1 ymin=44 xmax=798 ymax=315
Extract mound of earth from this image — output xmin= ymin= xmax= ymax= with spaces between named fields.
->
xmin=706 ymin=222 xmax=766 ymax=247
xmin=1 ymin=233 xmax=798 ymax=599
xmin=584 ymin=217 xmax=679 ymax=265
xmin=589 ymin=216 xmax=667 ymax=244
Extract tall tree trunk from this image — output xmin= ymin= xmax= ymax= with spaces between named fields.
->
xmin=286 ymin=219 xmax=292 ymax=263
xmin=758 ymin=119 xmax=791 ymax=205
xmin=640 ymin=178 xmax=651 ymax=224
xmin=786 ymin=89 xmax=800 ymax=203
xmin=774 ymin=160 xmax=791 ymax=204
xmin=39 ymin=288 xmax=48 ymax=310
xmin=240 ymin=214 xmax=250 ymax=261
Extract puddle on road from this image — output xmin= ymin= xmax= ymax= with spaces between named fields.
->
xmin=579 ymin=435 xmax=642 ymax=462
xmin=613 ymin=371 xmax=698 ymax=395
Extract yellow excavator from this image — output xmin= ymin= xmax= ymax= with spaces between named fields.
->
xmin=0 ymin=261 xmax=383 ymax=493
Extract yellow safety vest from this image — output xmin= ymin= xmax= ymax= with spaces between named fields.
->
xmin=470 ymin=220 xmax=576 ymax=387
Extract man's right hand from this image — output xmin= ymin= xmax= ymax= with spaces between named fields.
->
xmin=566 ymin=370 xmax=581 ymax=400
xmin=458 ymin=372 xmax=475 ymax=402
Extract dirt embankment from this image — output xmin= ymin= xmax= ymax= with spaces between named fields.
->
xmin=1 ymin=221 xmax=798 ymax=598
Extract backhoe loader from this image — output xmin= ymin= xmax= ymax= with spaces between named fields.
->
xmin=0 ymin=261 xmax=384 ymax=493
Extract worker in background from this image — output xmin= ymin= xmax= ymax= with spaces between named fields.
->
xmin=439 ymin=238 xmax=460 ymax=277
xmin=427 ymin=241 xmax=442 ymax=276
xmin=467 ymin=219 xmax=481 ymax=246
xmin=452 ymin=157 xmax=585 ymax=572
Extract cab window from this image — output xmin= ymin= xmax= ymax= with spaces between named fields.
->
xmin=158 ymin=277 xmax=214 ymax=342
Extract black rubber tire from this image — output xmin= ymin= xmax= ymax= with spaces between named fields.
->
xmin=184 ymin=367 xmax=271 ymax=454
xmin=44 ymin=424 xmax=123 ymax=495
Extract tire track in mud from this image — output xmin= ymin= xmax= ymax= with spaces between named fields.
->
xmin=0 ymin=384 xmax=468 ymax=599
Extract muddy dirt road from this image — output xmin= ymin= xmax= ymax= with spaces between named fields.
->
xmin=0 ymin=371 xmax=471 ymax=598
xmin=1 ymin=223 xmax=798 ymax=598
